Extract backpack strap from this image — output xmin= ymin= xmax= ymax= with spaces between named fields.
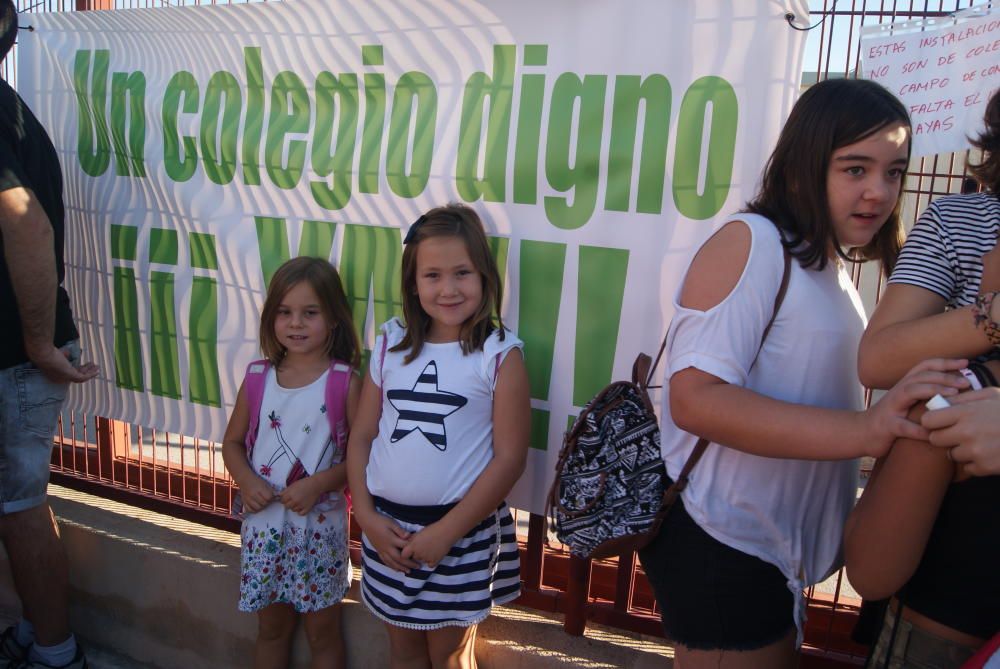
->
xmin=325 ymin=360 xmax=353 ymax=451
xmin=326 ymin=360 xmax=354 ymax=510
xmin=243 ymin=359 xmax=271 ymax=459
xmin=656 ymin=246 xmax=792 ymax=516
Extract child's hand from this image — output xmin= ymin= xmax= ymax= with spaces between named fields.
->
xmin=365 ymin=514 xmax=420 ymax=574
xmin=279 ymin=476 xmax=323 ymax=516
xmin=400 ymin=522 xmax=457 ymax=569
xmin=239 ymin=475 xmax=276 ymax=513
xmin=862 ymin=358 xmax=970 ymax=456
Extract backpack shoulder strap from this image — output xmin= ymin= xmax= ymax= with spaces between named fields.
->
xmin=243 ymin=359 xmax=270 ymax=454
xmin=662 ymin=246 xmax=792 ymax=504
xmin=325 ymin=360 xmax=353 ymax=441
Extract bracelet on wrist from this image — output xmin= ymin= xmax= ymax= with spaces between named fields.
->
xmin=972 ymin=291 xmax=1000 ymax=348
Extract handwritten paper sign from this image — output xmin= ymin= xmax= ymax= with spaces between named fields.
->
xmin=861 ymin=6 xmax=999 ymax=157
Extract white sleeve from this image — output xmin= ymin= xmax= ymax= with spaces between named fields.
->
xmin=482 ymin=329 xmax=525 ymax=391
xmin=666 ymin=217 xmax=787 ymax=387
xmin=367 ymin=319 xmax=406 ymax=386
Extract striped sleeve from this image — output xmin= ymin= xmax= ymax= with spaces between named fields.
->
xmin=889 ymin=202 xmax=957 ymax=301
xmin=888 ymin=195 xmax=999 ymax=307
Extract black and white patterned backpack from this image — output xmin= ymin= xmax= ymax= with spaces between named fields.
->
xmin=547 ymin=247 xmax=791 ymax=560
xmin=547 ymin=353 xmax=672 ymax=559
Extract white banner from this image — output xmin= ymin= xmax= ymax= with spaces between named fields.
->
xmin=19 ymin=0 xmax=807 ymax=514
xmin=861 ymin=3 xmax=1000 ymax=157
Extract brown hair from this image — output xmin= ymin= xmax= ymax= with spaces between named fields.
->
xmin=968 ymin=88 xmax=1000 ymax=194
xmin=259 ymin=257 xmax=361 ymax=368
xmin=746 ymin=78 xmax=911 ymax=276
xmin=392 ymin=203 xmax=505 ymax=363
xmin=0 ymin=0 xmax=16 ymax=62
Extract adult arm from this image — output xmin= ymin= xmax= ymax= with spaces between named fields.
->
xmin=401 ymin=349 xmax=530 ymax=568
xmin=0 ymin=186 xmax=97 ymax=382
xmin=345 ymin=372 xmax=418 ymax=572
xmin=220 ymin=382 xmax=275 ymax=513
xmin=670 ymin=221 xmax=968 ymax=460
xmin=843 ymin=405 xmax=954 ymax=599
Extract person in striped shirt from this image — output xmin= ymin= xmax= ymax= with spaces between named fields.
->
xmin=849 ymin=88 xmax=1000 ymax=668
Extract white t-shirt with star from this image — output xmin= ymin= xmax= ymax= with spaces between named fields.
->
xmin=366 ymin=318 xmax=523 ymax=506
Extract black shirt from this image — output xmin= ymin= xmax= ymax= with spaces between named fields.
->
xmin=0 ymin=78 xmax=78 ymax=369
xmin=899 ymin=474 xmax=1000 ymax=639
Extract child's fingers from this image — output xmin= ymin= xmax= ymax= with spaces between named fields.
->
xmin=904 ymin=358 xmax=968 ymax=376
xmin=890 ymin=416 xmax=929 ymax=442
xmin=388 ymin=523 xmax=411 ymax=540
xmin=937 ymin=386 xmax=1000 ymax=406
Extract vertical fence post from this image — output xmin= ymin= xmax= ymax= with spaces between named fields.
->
xmin=614 ymin=551 xmax=635 ymax=611
xmin=563 ymin=555 xmax=591 ymax=635
xmin=75 ymin=0 xmax=113 ymax=9
xmin=523 ymin=513 xmax=546 ymax=591
xmin=94 ymin=418 xmax=113 ymax=481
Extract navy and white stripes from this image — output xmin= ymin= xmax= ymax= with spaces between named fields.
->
xmin=386 ymin=361 xmax=468 ymax=451
xmin=361 ymin=501 xmax=521 ymax=629
xmin=889 ymin=193 xmax=1000 ymax=307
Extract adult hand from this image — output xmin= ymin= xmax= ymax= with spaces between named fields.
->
xmin=25 ymin=343 xmax=98 ymax=384
xmin=238 ymin=474 xmax=276 ymax=513
xmin=279 ymin=476 xmax=322 ymax=516
xmin=863 ymin=358 xmax=970 ymax=457
xmin=364 ymin=513 xmax=419 ymax=574
xmin=922 ymin=387 xmax=1000 ymax=477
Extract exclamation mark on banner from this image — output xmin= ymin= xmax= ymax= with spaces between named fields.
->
xmin=517 ymin=240 xmax=566 ymax=451
xmin=149 ymin=229 xmax=181 ymax=399
xmin=255 ymin=216 xmax=337 ymax=288
xmin=574 ymin=246 xmax=630 ymax=406
xmin=487 ymin=236 xmax=510 ymax=293
xmin=110 ymin=224 xmax=143 ymax=391
xmin=188 ymin=232 xmax=220 ymax=407
xmin=340 ymin=223 xmax=402 ymax=370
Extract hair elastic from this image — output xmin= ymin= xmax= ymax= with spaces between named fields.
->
xmin=403 ymin=214 xmax=428 ymax=244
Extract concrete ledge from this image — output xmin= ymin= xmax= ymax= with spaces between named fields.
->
xmin=1 ymin=486 xmax=673 ymax=668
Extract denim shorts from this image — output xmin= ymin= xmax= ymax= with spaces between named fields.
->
xmin=0 ymin=340 xmax=77 ymax=515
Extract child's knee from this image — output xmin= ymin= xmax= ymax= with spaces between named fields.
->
xmin=387 ymin=626 xmax=429 ymax=662
xmin=302 ymin=607 xmax=343 ymax=650
xmin=257 ymin=605 xmax=297 ymax=642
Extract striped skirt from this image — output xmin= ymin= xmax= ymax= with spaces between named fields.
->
xmin=360 ymin=497 xmax=521 ymax=630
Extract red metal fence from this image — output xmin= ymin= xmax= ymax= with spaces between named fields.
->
xmin=6 ymin=0 xmax=986 ymax=667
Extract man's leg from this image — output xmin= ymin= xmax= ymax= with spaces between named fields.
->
xmin=0 ymin=344 xmax=79 ymax=667
xmin=0 ymin=504 xmax=70 ymax=646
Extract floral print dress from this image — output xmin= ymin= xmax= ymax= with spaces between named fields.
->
xmin=238 ymin=368 xmax=352 ymax=612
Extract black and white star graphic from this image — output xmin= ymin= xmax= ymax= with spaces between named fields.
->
xmin=386 ymin=361 xmax=467 ymax=451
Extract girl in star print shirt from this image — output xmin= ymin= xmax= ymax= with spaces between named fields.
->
xmin=222 ymin=257 xmax=361 ymax=669
xmin=347 ymin=204 xmax=530 ymax=668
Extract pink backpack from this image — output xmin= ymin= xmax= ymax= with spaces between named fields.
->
xmin=232 ymin=359 xmax=352 ymax=516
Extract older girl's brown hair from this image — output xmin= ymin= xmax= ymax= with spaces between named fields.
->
xmin=746 ymin=78 xmax=912 ymax=276
xmin=969 ymin=88 xmax=1000 ymax=194
xmin=259 ymin=257 xmax=361 ymax=368
xmin=392 ymin=204 xmax=505 ymax=363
